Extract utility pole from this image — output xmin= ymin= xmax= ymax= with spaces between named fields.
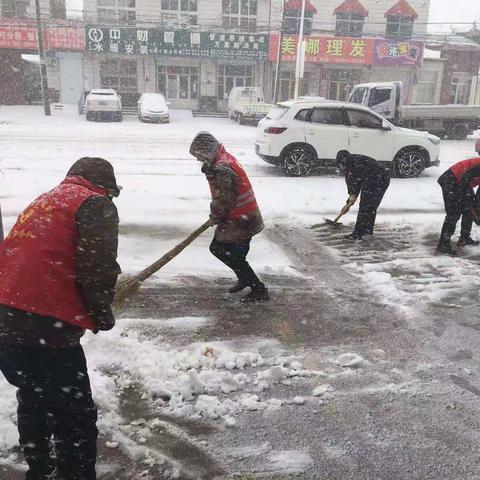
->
xmin=273 ymin=0 xmax=285 ymax=103
xmin=294 ymin=0 xmax=306 ymax=99
xmin=35 ymin=0 xmax=51 ymax=116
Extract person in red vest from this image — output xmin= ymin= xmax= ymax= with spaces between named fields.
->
xmin=190 ymin=132 xmax=268 ymax=302
xmin=437 ymin=157 xmax=480 ymax=254
xmin=0 ymin=157 xmax=121 ymax=480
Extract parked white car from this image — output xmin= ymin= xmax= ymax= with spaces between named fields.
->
xmin=138 ymin=93 xmax=170 ymax=123
xmin=85 ymin=89 xmax=122 ymax=122
xmin=228 ymin=87 xmax=274 ymax=125
xmin=255 ymin=100 xmax=441 ymax=177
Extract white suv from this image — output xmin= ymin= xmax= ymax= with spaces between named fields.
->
xmin=255 ymin=100 xmax=441 ymax=178
xmin=85 ymin=89 xmax=122 ymax=122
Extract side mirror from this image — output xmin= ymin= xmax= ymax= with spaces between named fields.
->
xmin=381 ymin=120 xmax=391 ymax=131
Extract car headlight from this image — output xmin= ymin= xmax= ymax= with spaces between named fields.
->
xmin=428 ymin=136 xmax=441 ymax=145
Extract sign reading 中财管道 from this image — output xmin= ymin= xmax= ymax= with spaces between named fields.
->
xmin=85 ymin=26 xmax=269 ymax=59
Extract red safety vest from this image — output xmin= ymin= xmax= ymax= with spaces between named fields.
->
xmin=0 ymin=176 xmax=107 ymax=330
xmin=209 ymin=146 xmax=259 ymax=221
xmin=450 ymin=158 xmax=480 ymax=189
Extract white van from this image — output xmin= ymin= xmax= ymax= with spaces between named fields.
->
xmin=227 ymin=87 xmax=274 ymax=125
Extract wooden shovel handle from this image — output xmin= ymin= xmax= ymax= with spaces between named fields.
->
xmin=134 ymin=220 xmax=212 ymax=283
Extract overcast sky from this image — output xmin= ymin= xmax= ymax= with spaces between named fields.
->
xmin=428 ymin=0 xmax=479 ymax=33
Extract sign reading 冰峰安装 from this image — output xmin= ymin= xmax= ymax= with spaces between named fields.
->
xmin=85 ymin=26 xmax=269 ymax=59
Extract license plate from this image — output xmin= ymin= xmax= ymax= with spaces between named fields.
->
xmin=99 ymin=101 xmax=107 ymax=105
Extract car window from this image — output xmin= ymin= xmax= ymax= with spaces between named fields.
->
xmin=369 ymin=88 xmax=392 ymax=107
xmin=347 ymin=109 xmax=383 ymax=129
xmin=350 ymin=87 xmax=367 ymax=104
xmin=294 ymin=109 xmax=310 ymax=121
xmin=267 ymin=107 xmax=288 ymax=120
xmin=310 ymin=108 xmax=344 ymax=126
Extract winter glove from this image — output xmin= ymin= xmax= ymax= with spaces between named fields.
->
xmin=90 ymin=305 xmax=116 ymax=334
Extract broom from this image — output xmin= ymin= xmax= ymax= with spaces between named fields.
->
xmin=114 ymin=220 xmax=212 ymax=305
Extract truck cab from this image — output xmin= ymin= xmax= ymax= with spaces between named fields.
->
xmin=350 ymin=82 xmax=403 ymax=123
xmin=228 ymin=87 xmax=275 ymax=125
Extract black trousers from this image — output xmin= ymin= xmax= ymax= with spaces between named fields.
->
xmin=0 ymin=345 xmax=97 ymax=480
xmin=354 ymin=175 xmax=390 ymax=236
xmin=439 ymin=171 xmax=474 ymax=242
xmin=210 ymin=238 xmax=264 ymax=290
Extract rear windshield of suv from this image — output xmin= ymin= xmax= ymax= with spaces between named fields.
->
xmin=266 ymin=107 xmax=288 ymax=120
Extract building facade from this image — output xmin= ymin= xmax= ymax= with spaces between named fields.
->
xmin=2 ymin=0 xmax=441 ymax=108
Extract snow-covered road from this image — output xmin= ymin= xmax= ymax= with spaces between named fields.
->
xmin=1 ymin=105 xmax=480 ymax=479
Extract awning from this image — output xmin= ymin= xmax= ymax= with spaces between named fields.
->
xmin=385 ymin=0 xmax=418 ymax=19
xmin=284 ymin=0 xmax=318 ymax=14
xmin=334 ymin=0 xmax=368 ymax=17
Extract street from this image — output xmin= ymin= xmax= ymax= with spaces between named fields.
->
xmin=1 ymin=106 xmax=480 ymax=479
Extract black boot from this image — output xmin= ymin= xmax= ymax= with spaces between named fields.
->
xmin=228 ymin=280 xmax=249 ymax=293
xmin=457 ymin=236 xmax=480 ymax=247
xmin=344 ymin=231 xmax=363 ymax=241
xmin=241 ymin=285 xmax=269 ymax=303
xmin=437 ymin=240 xmax=457 ymax=255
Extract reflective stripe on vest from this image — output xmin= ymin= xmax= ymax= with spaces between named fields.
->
xmin=450 ymin=158 xmax=480 ymax=189
xmin=0 ymin=176 xmax=106 ymax=330
xmin=211 ymin=146 xmax=259 ymax=220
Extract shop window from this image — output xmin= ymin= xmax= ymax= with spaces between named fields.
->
xmin=100 ymin=59 xmax=137 ymax=94
xmin=157 ymin=66 xmax=198 ymax=100
xmin=322 ymin=69 xmax=363 ymax=101
xmin=161 ymin=0 xmax=197 ymax=26
xmin=335 ymin=12 xmax=365 ymax=37
xmin=274 ymin=71 xmax=310 ymax=102
xmin=414 ymin=71 xmax=438 ymax=105
xmin=346 ymin=109 xmax=383 ymax=129
xmin=98 ymin=0 xmax=136 ymax=24
xmin=1 ymin=0 xmax=29 ymax=17
xmin=217 ymin=64 xmax=253 ymax=101
xmin=386 ymin=16 xmax=414 ymax=39
xmin=222 ymin=0 xmax=257 ymax=32
xmin=450 ymin=72 xmax=473 ymax=105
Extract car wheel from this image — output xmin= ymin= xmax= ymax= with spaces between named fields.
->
xmin=282 ymin=145 xmax=314 ymax=177
xmin=86 ymin=112 xmax=93 ymax=121
xmin=449 ymin=122 xmax=470 ymax=140
xmin=116 ymin=113 xmax=122 ymax=122
xmin=393 ymin=148 xmax=426 ymax=178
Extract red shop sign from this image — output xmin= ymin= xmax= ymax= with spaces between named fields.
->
xmin=269 ymin=33 xmax=375 ymax=65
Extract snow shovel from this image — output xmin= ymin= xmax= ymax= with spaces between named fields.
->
xmin=114 ymin=220 xmax=212 ymax=306
xmin=312 ymin=202 xmax=352 ymax=229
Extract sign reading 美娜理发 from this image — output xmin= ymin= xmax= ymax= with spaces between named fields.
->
xmin=85 ymin=26 xmax=269 ymax=59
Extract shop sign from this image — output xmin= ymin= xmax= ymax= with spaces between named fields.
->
xmin=0 ymin=22 xmax=37 ymax=50
xmin=85 ymin=26 xmax=269 ymax=59
xmin=45 ymin=26 xmax=85 ymax=51
xmin=0 ymin=20 xmax=84 ymax=51
xmin=269 ymin=33 xmax=375 ymax=65
xmin=374 ymin=39 xmax=424 ymax=66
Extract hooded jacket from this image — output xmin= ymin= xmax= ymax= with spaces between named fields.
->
xmin=0 ymin=157 xmax=121 ymax=347
xmin=191 ymin=132 xmax=264 ymax=243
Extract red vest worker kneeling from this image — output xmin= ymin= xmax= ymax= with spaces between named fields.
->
xmin=0 ymin=157 xmax=121 ymax=480
xmin=190 ymin=132 xmax=269 ymax=303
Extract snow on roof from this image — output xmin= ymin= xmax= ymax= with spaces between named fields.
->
xmin=384 ymin=0 xmax=418 ymax=20
xmin=334 ymin=0 xmax=369 ymax=17
xmin=284 ymin=0 xmax=317 ymax=14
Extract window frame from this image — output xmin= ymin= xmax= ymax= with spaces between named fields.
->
xmin=335 ymin=12 xmax=365 ymax=37
xmin=161 ymin=0 xmax=197 ymax=26
xmin=97 ymin=0 xmax=136 ymax=24
xmin=386 ymin=15 xmax=414 ymax=40
xmin=157 ymin=65 xmax=199 ymax=100
xmin=222 ymin=0 xmax=257 ymax=32
xmin=217 ymin=64 xmax=253 ymax=101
